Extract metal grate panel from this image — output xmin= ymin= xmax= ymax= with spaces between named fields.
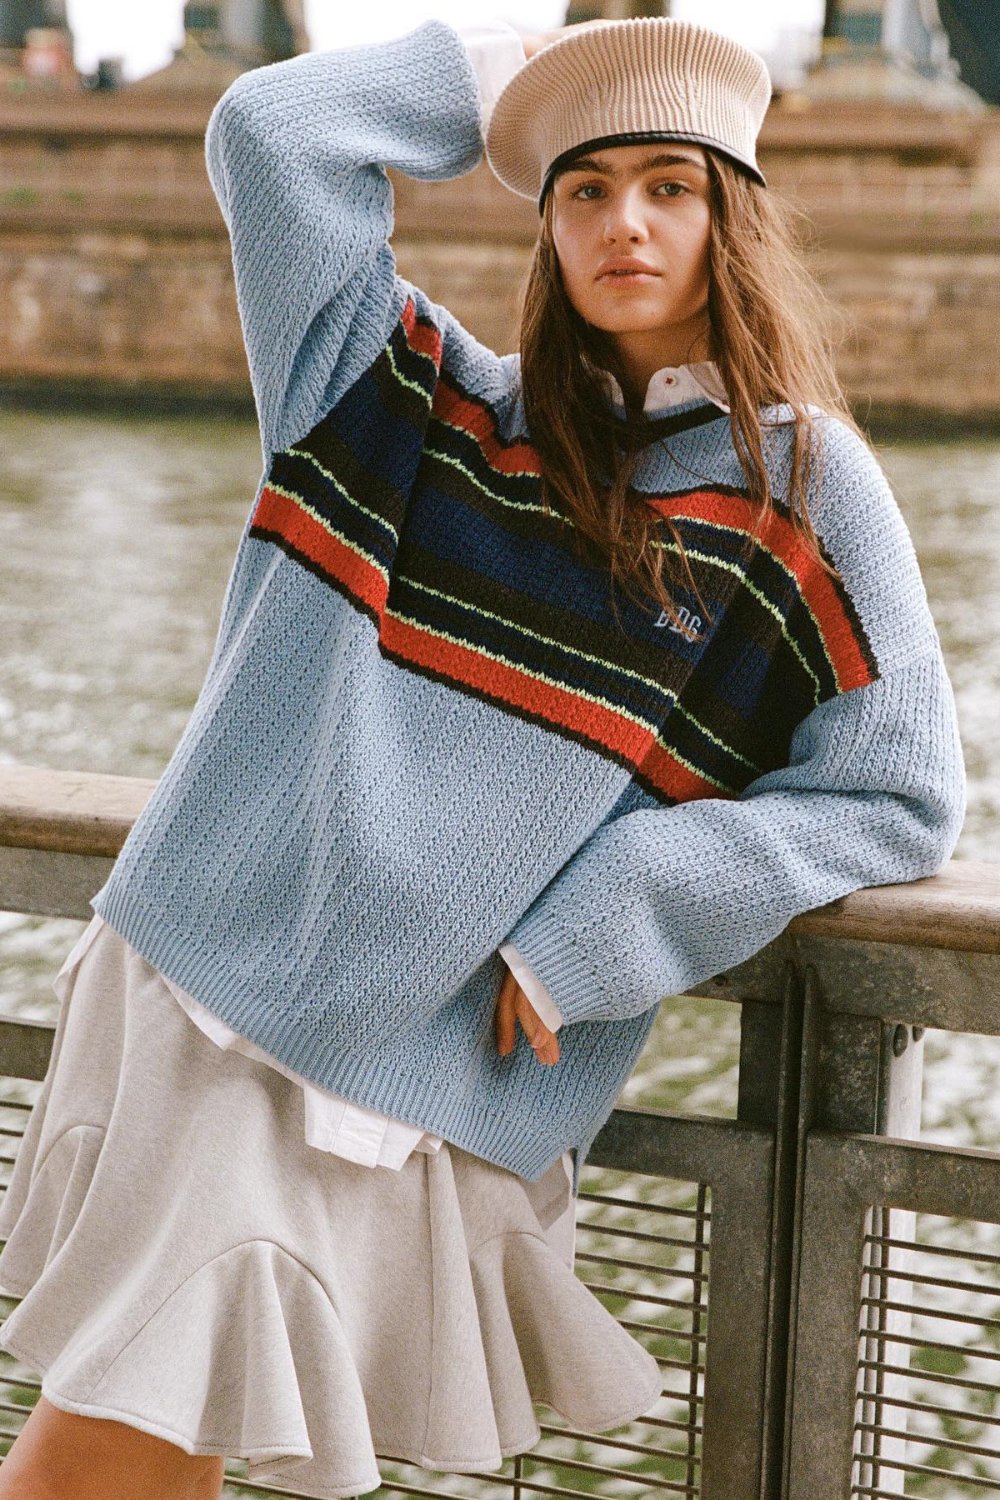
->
xmin=853 ymin=1207 xmax=1000 ymax=1499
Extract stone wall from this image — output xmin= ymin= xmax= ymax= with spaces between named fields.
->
xmin=1 ymin=87 xmax=998 ymax=424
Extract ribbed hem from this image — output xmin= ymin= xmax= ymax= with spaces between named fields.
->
xmin=88 ymin=889 xmax=603 ymax=1187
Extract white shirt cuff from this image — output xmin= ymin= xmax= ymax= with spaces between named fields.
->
xmin=499 ymin=941 xmax=564 ymax=1031
xmin=453 ymin=22 xmax=527 ymax=133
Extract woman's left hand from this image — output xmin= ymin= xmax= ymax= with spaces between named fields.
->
xmin=494 ymin=965 xmax=561 ymax=1065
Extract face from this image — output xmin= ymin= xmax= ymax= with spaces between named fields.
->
xmin=549 ymin=142 xmax=713 ymax=375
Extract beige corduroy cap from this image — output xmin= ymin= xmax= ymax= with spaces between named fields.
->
xmin=485 ymin=16 xmax=773 ymax=212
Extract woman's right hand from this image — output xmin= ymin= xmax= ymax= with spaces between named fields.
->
xmin=494 ymin=964 xmax=561 ymax=1066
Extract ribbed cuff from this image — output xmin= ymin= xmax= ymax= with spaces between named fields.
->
xmin=498 ymin=940 xmax=563 ymax=1030
xmin=503 ymin=910 xmax=609 ymax=1027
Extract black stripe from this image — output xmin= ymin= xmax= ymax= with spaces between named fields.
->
xmin=620 ymin=402 xmax=730 ymax=443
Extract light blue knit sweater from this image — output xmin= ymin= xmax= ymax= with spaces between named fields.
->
xmin=90 ymin=19 xmax=965 ymax=1189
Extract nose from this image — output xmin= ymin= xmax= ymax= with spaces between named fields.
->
xmin=602 ymin=182 xmax=649 ymax=244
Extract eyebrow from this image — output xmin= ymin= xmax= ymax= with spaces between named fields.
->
xmin=559 ymin=151 xmax=708 ymax=178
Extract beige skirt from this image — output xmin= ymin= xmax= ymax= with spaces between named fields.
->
xmin=0 ymin=921 xmax=661 ymax=1498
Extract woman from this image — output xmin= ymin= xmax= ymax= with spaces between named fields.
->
xmin=0 ymin=15 xmax=964 ymax=1500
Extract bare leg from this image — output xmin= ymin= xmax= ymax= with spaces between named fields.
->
xmin=0 ymin=1395 xmax=226 ymax=1500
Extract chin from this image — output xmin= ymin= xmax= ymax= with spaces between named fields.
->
xmin=576 ymin=294 xmax=674 ymax=326
xmin=584 ymin=309 xmax=675 ymax=335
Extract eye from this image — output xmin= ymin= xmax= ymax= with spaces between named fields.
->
xmin=569 ymin=179 xmax=690 ymax=202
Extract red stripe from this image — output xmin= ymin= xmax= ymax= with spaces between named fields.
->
xmin=432 ymin=380 xmax=543 ymax=477
xmin=398 ymin=300 xmax=870 ymax=694
xmin=641 ymin=739 xmax=724 ymax=803
xmin=425 ymin=361 xmax=873 ymax=694
xmin=381 ymin=612 xmax=718 ymax=802
xmin=647 ymin=489 xmax=873 ymax=692
xmin=254 ymin=487 xmax=718 ymax=800
xmin=383 ymin=611 xmax=641 ymax=751
xmin=400 ymin=295 xmax=443 ymax=368
xmin=252 ymin=488 xmax=388 ymax=616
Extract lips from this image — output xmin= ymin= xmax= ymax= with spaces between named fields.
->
xmin=597 ymin=259 xmax=660 ymax=279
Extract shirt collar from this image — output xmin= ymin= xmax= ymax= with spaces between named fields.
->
xmin=599 ymin=361 xmax=730 ymax=415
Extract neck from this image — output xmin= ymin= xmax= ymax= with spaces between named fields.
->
xmin=608 ymin=315 xmax=715 ymax=406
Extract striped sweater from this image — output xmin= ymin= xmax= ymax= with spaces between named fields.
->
xmin=90 ymin=18 xmax=965 ymax=1189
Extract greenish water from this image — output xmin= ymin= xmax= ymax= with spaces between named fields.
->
xmin=0 ymin=410 xmax=997 ymax=1496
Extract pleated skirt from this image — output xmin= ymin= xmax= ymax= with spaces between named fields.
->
xmin=0 ymin=921 xmax=662 ymax=1498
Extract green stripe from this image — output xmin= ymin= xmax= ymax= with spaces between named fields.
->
xmin=395 ymin=336 xmax=837 ymax=698
xmin=660 ymin=512 xmax=838 ymax=688
xmin=671 ymin=702 xmax=763 ymax=776
xmin=404 ymin=573 xmax=672 ymax=715
xmin=291 ymin=325 xmax=799 ymax=781
xmin=425 ymin=437 xmax=560 ymax=518
xmin=386 ymin=340 xmax=434 ymax=405
xmin=267 ymin=475 xmax=762 ymax=783
xmin=403 ymin=575 xmax=749 ymax=788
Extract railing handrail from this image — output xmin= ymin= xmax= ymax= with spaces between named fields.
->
xmin=0 ymin=763 xmax=155 ymax=857
xmin=1 ymin=762 xmax=998 ymax=953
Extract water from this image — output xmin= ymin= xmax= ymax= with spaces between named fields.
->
xmin=0 ymin=409 xmax=998 ymax=1494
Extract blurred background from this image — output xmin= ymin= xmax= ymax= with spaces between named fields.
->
xmin=1 ymin=0 xmax=998 ymax=422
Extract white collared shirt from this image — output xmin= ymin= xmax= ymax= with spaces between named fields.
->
xmin=600 ymin=361 xmax=730 ymax=414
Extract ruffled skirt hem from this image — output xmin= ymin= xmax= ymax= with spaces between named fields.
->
xmin=0 ymin=921 xmax=663 ymax=1498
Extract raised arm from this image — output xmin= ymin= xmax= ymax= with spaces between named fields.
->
xmin=501 ymin=421 xmax=967 ymax=1025
xmin=204 ymin=20 xmax=523 ymax=457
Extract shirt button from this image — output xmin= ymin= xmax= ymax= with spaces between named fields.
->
xmin=664 ymin=376 xmax=676 ymax=385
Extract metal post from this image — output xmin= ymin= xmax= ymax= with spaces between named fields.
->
xmin=786 ymin=943 xmax=925 ymax=1500
xmin=852 ymin=1022 xmax=923 ymax=1494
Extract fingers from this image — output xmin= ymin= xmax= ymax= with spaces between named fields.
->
xmin=521 ymin=996 xmax=560 ymax=1068
xmin=495 ymin=969 xmax=561 ymax=1065
xmin=495 ymin=967 xmax=517 ymax=1056
xmin=513 ymin=991 xmax=561 ymax=1066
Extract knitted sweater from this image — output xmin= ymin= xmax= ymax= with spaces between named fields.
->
xmin=90 ymin=18 xmax=965 ymax=1190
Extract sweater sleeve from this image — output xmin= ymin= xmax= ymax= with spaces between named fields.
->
xmin=501 ymin=421 xmax=967 ymax=1026
xmin=204 ymin=19 xmax=491 ymax=457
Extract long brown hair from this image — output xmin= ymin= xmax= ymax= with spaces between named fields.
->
xmin=519 ymin=148 xmax=866 ymax=629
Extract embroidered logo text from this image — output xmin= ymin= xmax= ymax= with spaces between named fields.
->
xmin=654 ymin=606 xmax=703 ymax=642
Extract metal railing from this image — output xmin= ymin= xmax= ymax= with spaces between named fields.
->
xmin=0 ymin=763 xmax=998 ymax=1500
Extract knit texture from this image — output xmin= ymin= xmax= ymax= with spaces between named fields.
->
xmin=90 ymin=19 xmax=965 ymax=1189
xmin=485 ymin=15 xmax=772 ymax=202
